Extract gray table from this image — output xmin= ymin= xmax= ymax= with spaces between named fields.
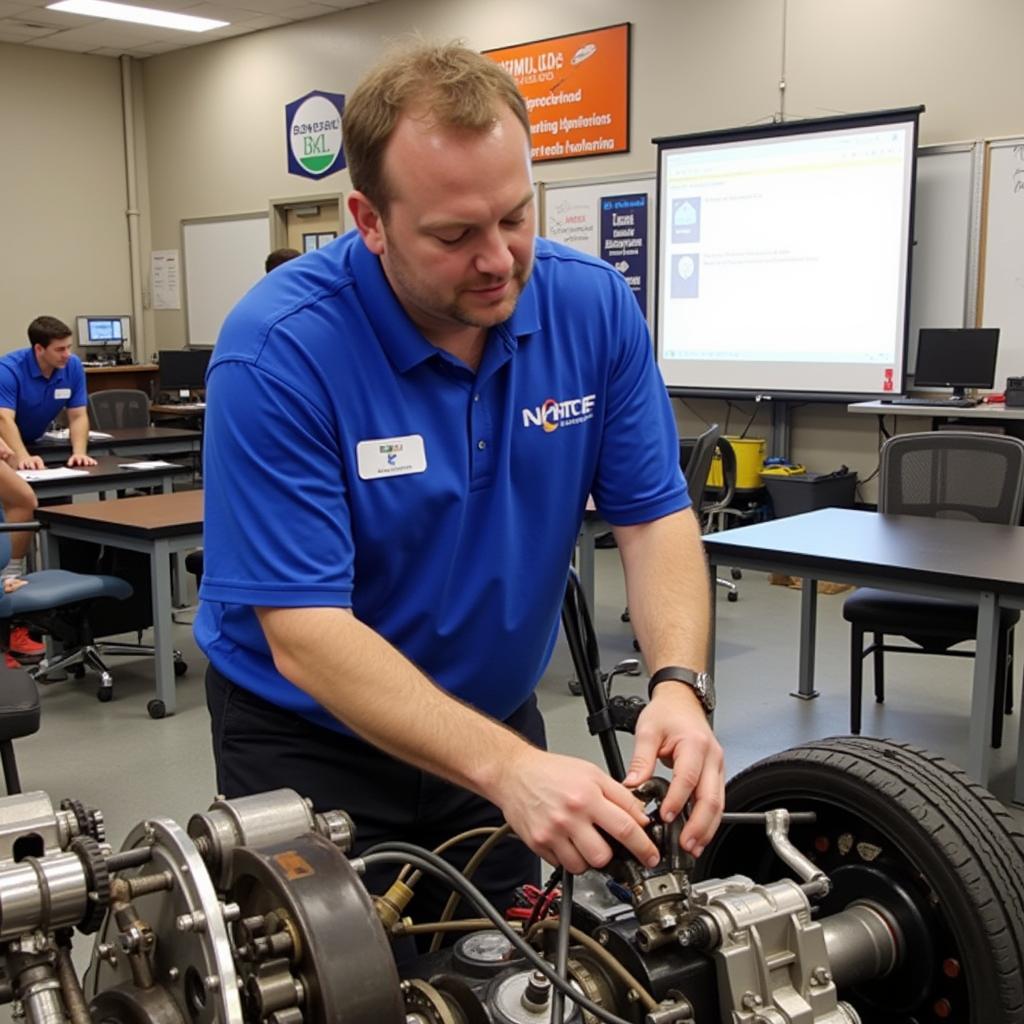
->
xmin=30 ymin=426 xmax=202 ymax=464
xmin=36 ymin=490 xmax=203 ymax=718
xmin=848 ymin=399 xmax=1024 ymax=421
xmin=703 ymin=507 xmax=1024 ymax=799
xmin=23 ymin=455 xmax=179 ymax=502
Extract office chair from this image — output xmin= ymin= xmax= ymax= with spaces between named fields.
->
xmin=843 ymin=431 xmax=1024 ymax=747
xmin=88 ymin=389 xmax=152 ymax=430
xmin=703 ymin=437 xmax=740 ymax=602
xmin=0 ymin=661 xmax=40 ymax=795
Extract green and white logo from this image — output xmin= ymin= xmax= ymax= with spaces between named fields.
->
xmin=286 ymin=91 xmax=346 ymax=180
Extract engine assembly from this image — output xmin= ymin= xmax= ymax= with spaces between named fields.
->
xmin=0 ymin=737 xmax=1021 ymax=1024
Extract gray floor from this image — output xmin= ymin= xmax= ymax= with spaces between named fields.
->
xmin=14 ymin=545 xmax=1023 ymax=850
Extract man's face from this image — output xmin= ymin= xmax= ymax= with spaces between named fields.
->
xmin=354 ymin=106 xmax=536 ymax=339
xmin=35 ymin=337 xmax=73 ymax=372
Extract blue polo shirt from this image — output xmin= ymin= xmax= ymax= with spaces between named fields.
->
xmin=195 ymin=232 xmax=689 ymax=733
xmin=0 ymin=349 xmax=88 ymax=442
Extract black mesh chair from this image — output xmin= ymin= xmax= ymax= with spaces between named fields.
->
xmin=88 ymin=389 xmax=151 ymax=429
xmin=843 ymin=431 xmax=1024 ymax=746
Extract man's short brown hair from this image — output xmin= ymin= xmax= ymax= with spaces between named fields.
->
xmin=342 ymin=40 xmax=531 ymax=214
xmin=27 ymin=316 xmax=72 ymax=348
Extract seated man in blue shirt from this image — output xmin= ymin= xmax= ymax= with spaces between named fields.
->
xmin=197 ymin=42 xmax=724 ymax=925
xmin=0 ymin=316 xmax=97 ymax=471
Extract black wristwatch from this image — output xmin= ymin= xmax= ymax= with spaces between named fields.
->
xmin=647 ymin=666 xmax=716 ymax=715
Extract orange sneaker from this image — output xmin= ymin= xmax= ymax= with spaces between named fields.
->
xmin=4 ymin=652 xmax=19 ymax=670
xmin=8 ymin=626 xmax=45 ymax=663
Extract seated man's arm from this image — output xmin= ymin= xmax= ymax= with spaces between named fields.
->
xmin=613 ymin=508 xmax=725 ymax=858
xmin=0 ymin=409 xmax=42 ymax=471
xmin=256 ymin=605 xmax=659 ymax=874
xmin=66 ymin=406 xmax=96 ymax=467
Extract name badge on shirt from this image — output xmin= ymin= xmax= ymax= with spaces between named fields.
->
xmin=54 ymin=388 xmax=71 ymax=400
xmin=356 ymin=434 xmax=427 ymax=480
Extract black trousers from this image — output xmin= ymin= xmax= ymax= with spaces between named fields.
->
xmin=205 ymin=664 xmax=544 ymax=930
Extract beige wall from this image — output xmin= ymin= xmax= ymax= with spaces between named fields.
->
xmin=0 ymin=43 xmax=132 ymax=353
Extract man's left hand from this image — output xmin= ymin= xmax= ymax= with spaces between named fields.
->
xmin=67 ymin=453 xmax=97 ymax=467
xmin=623 ymin=684 xmax=724 ymax=858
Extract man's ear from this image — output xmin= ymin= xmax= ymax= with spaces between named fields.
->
xmin=348 ymin=191 xmax=385 ymax=255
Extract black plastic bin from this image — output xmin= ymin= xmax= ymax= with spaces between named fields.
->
xmin=764 ymin=470 xmax=858 ymax=519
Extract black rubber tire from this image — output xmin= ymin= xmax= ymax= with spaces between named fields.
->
xmin=696 ymin=737 xmax=1024 ymax=1023
xmin=96 ymin=687 xmax=112 ymax=703
xmin=730 ymin=568 xmax=743 ymax=580
xmin=147 ymin=699 xmax=166 ymax=719
xmin=726 ymin=591 xmax=738 ymax=602
xmin=174 ymin=659 xmax=188 ymax=677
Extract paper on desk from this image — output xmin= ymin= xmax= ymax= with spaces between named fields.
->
xmin=38 ymin=429 xmax=114 ymax=441
xmin=118 ymin=460 xmax=178 ymax=470
xmin=17 ymin=468 xmax=90 ymax=482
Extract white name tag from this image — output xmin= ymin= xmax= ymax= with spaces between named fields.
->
xmin=54 ymin=388 xmax=71 ymax=400
xmin=356 ymin=434 xmax=427 ymax=480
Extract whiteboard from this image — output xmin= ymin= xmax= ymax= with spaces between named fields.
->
xmin=182 ymin=213 xmax=269 ymax=347
xmin=980 ymin=138 xmax=1024 ymax=388
xmin=908 ymin=143 xmax=983 ymax=373
xmin=540 ymin=172 xmax=656 ymax=321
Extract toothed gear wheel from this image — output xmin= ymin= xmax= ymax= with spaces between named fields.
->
xmin=70 ymin=835 xmax=111 ymax=934
xmin=61 ymin=799 xmax=106 ymax=842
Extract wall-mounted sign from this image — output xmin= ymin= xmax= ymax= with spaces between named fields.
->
xmin=285 ymin=90 xmax=346 ymax=180
xmin=600 ymin=194 xmax=648 ymax=314
xmin=484 ymin=23 xmax=630 ymax=164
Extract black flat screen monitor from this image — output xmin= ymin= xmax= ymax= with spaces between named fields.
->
xmin=914 ymin=328 xmax=1000 ymax=397
xmin=159 ymin=349 xmax=212 ymax=392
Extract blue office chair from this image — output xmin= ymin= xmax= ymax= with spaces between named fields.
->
xmin=843 ymin=431 xmax=1024 ymax=747
xmin=0 ymin=517 xmax=136 ymax=702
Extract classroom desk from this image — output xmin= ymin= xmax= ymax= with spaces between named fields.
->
xmin=703 ymin=507 xmax=1024 ymax=799
xmin=35 ymin=490 xmax=203 ymax=719
xmin=849 ymin=399 xmax=1024 ymax=422
xmin=30 ymin=426 xmax=202 ymax=464
xmin=20 ymin=455 xmax=180 ymax=502
xmin=84 ymin=364 xmax=159 ymax=397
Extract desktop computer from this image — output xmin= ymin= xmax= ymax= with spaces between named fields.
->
xmin=76 ymin=315 xmax=132 ymax=364
xmin=157 ymin=348 xmax=212 ymax=403
xmin=886 ymin=327 xmax=1000 ymax=407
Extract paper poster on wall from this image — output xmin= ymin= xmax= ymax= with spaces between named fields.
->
xmin=600 ymin=193 xmax=647 ymax=313
xmin=150 ymin=250 xmax=180 ymax=310
xmin=484 ymin=24 xmax=630 ymax=163
xmin=546 ymin=193 xmax=599 ymax=253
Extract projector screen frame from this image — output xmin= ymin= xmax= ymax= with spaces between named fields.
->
xmin=653 ymin=105 xmax=924 ymax=403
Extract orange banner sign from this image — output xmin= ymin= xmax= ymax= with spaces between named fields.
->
xmin=485 ymin=23 xmax=631 ymax=163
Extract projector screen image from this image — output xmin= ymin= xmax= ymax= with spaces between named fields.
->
xmin=655 ymin=108 xmax=921 ymax=398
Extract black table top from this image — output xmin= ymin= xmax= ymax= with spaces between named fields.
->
xmin=704 ymin=507 xmax=1024 ymax=598
xmin=29 ymin=426 xmax=202 ymax=455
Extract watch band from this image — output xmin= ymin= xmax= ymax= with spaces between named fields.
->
xmin=647 ymin=665 xmax=714 ymax=714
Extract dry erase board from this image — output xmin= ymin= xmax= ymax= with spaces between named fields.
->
xmin=980 ymin=138 xmax=1024 ymax=388
xmin=182 ymin=213 xmax=270 ymax=347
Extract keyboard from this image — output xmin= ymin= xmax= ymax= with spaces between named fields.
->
xmin=885 ymin=396 xmax=979 ymax=408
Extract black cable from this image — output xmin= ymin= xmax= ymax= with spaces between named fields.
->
xmin=737 ymin=402 xmax=760 ymax=440
xmin=360 ymin=844 xmax=635 ymax=1024
xmin=526 ymin=867 xmax=563 ymax=932
xmin=551 ymin=872 xmax=573 ymax=1024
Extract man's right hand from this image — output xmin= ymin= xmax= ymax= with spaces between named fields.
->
xmin=493 ymin=748 xmax=659 ymax=874
xmin=15 ymin=455 xmax=45 ymax=471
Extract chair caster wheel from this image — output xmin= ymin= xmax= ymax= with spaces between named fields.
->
xmin=620 ymin=609 xmax=631 ymax=623
xmin=97 ymin=688 xmax=113 ymax=703
xmin=727 ymin=591 xmax=739 ymax=602
xmin=568 ymin=678 xmax=582 ymax=696
xmin=731 ymin=568 xmax=743 ymax=580
xmin=174 ymin=660 xmax=188 ymax=677
xmin=148 ymin=699 xmax=166 ymax=719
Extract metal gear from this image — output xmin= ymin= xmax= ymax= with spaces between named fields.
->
xmin=61 ymin=798 xmax=106 ymax=843
xmin=70 ymin=835 xmax=111 ymax=934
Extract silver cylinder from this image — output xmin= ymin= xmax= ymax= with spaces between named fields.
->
xmin=821 ymin=902 xmax=900 ymax=988
xmin=21 ymin=978 xmax=66 ymax=1024
xmin=0 ymin=853 xmax=88 ymax=938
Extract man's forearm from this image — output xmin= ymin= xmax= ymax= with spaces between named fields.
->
xmin=256 ymin=606 xmax=533 ymax=802
xmin=69 ymin=413 xmax=89 ymax=456
xmin=614 ymin=508 xmax=711 ymax=673
xmin=0 ymin=416 xmax=29 ymax=462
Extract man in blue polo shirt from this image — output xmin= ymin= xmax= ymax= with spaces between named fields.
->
xmin=197 ymin=42 xmax=723 ymax=923
xmin=0 ymin=316 xmax=96 ymax=471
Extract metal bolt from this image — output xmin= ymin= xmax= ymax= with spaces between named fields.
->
xmin=221 ymin=902 xmax=241 ymax=923
xmin=167 ymin=967 xmax=180 ymax=982
xmin=177 ymin=911 xmax=207 ymax=933
xmin=596 ymin=929 xmax=609 ymax=945
xmin=742 ymin=991 xmax=763 ymax=1009
xmin=810 ymin=966 xmax=832 ymax=987
xmin=204 ymin=976 xmax=221 ymax=994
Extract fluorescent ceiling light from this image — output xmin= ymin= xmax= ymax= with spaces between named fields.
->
xmin=47 ymin=0 xmax=228 ymax=31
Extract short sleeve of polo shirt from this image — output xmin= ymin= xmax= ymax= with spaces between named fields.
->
xmin=199 ymin=351 xmax=356 ymax=610
xmin=66 ymin=359 xmax=88 ymax=408
xmin=589 ymin=273 xmax=690 ymax=525
xmin=0 ymin=361 xmax=18 ymax=412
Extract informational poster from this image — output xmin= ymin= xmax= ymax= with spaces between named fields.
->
xmin=485 ymin=23 xmax=630 ymax=163
xmin=600 ymin=193 xmax=647 ymax=313
xmin=150 ymin=249 xmax=180 ymax=310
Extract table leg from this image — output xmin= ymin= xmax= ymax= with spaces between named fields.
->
xmin=792 ymin=578 xmax=819 ymax=699
xmin=968 ymin=591 xmax=998 ymax=788
xmin=149 ymin=538 xmax=178 ymax=717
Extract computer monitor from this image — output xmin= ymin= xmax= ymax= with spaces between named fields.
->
xmin=75 ymin=315 xmax=131 ymax=354
xmin=913 ymin=328 xmax=1000 ymax=398
xmin=158 ymin=349 xmax=212 ymax=395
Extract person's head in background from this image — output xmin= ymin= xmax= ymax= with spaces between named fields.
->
xmin=265 ymin=248 xmax=301 ymax=274
xmin=27 ymin=316 xmax=73 ymax=374
xmin=343 ymin=41 xmax=535 ymax=340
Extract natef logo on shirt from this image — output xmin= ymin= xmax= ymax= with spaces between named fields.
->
xmin=521 ymin=393 xmax=597 ymax=433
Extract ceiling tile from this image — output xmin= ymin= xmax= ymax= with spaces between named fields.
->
xmin=0 ymin=19 xmax=58 ymax=36
xmin=0 ymin=2 xmax=32 ymax=16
